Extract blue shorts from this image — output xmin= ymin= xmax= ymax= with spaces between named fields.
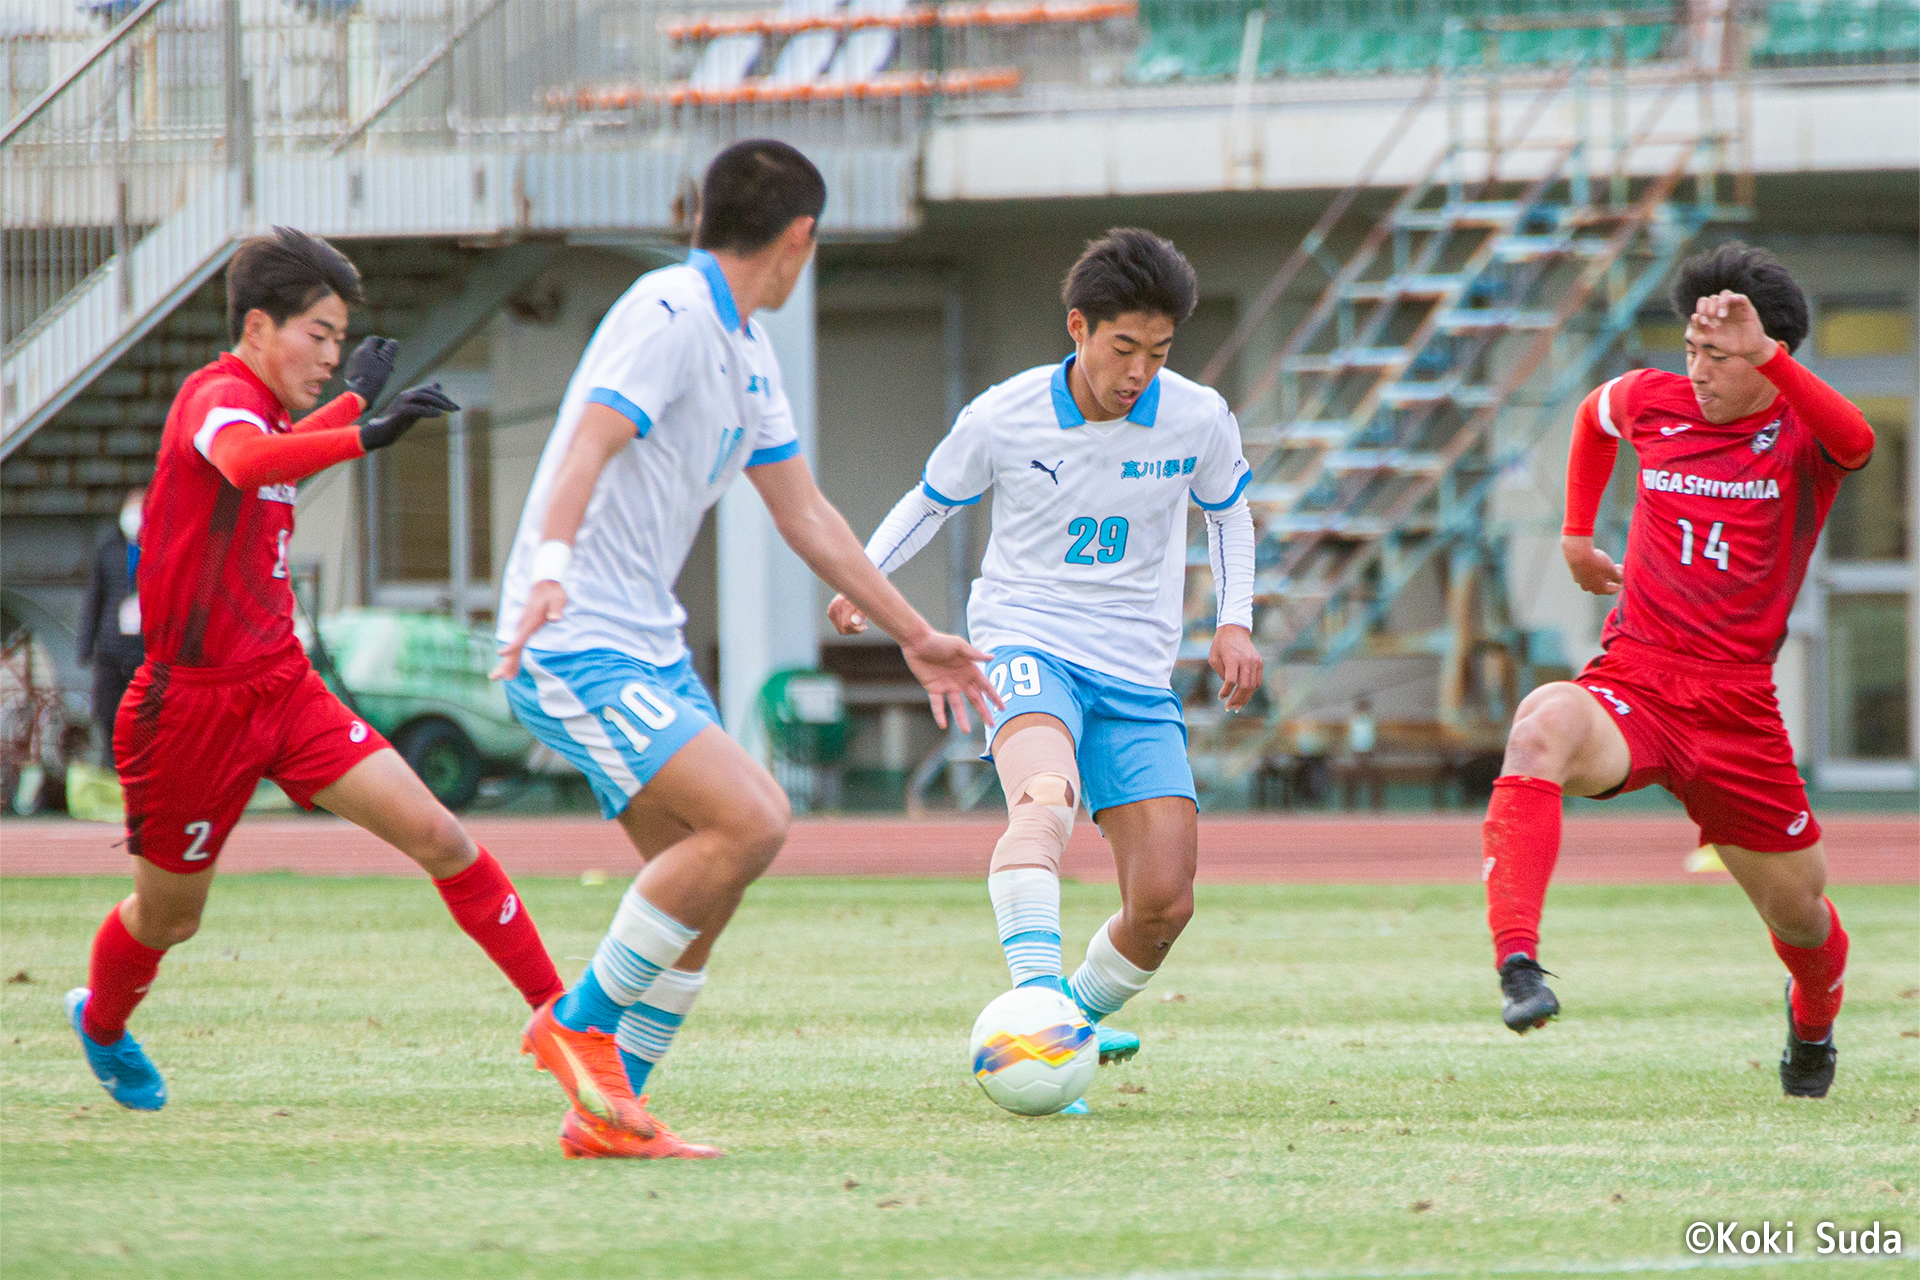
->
xmin=982 ymin=647 xmax=1196 ymax=819
xmin=504 ymin=648 xmax=719 ymax=820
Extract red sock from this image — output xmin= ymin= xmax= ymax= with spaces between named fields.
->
xmin=1483 ymin=775 xmax=1563 ymax=967
xmin=83 ymin=904 xmax=166 ymax=1044
xmin=434 ymin=848 xmax=565 ymax=1008
xmin=1772 ymin=898 xmax=1848 ymax=1042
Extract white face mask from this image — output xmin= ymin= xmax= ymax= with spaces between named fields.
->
xmin=119 ymin=505 xmax=142 ymax=543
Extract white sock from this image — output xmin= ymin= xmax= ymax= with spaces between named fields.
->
xmin=616 ymin=966 xmax=706 ymax=1090
xmin=988 ymin=867 xmax=1063 ymax=988
xmin=593 ymin=885 xmax=700 ymax=1003
xmin=1067 ymin=914 xmax=1153 ymax=1020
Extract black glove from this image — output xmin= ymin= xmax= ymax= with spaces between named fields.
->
xmin=344 ymin=335 xmax=400 ymax=408
xmin=359 ymin=384 xmax=460 ymax=452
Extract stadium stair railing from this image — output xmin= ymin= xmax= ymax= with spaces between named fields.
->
xmin=1 ymin=0 xmax=923 ymax=463
xmin=1178 ymin=32 xmax=1755 ymax=793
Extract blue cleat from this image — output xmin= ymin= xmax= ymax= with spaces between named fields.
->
xmin=65 ymin=989 xmax=166 ymax=1111
xmin=1058 ymin=1098 xmax=1090 ymax=1115
xmin=1094 ymin=1024 xmax=1139 ymax=1065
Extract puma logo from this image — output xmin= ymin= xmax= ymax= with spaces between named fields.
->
xmin=1030 ymin=460 xmax=1063 ymax=484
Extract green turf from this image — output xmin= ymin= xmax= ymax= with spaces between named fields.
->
xmin=2 ymin=876 xmax=1915 ymax=1279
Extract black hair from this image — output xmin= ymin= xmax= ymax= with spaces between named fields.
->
xmin=226 ymin=226 xmax=364 ymax=343
xmin=1061 ymin=228 xmax=1198 ymax=332
xmin=1669 ymin=241 xmax=1809 ymax=354
xmin=693 ymin=140 xmax=828 ymax=254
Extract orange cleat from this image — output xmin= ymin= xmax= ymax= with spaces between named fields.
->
xmin=521 ymin=998 xmax=654 ymax=1138
xmin=558 ymin=1100 xmax=725 ymax=1160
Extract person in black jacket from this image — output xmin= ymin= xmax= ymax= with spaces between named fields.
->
xmin=78 ymin=488 xmax=146 ymax=769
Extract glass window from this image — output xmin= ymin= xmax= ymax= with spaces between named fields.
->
xmin=1817 ymin=307 xmax=1914 ymax=359
xmin=379 ymin=418 xmax=451 ymax=583
xmin=377 ymin=410 xmax=491 ymax=584
xmin=1825 ymin=397 xmax=1911 ymax=561
xmin=1826 ymin=593 xmax=1911 ymax=760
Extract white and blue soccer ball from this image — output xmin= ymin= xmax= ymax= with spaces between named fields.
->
xmin=968 ymin=986 xmax=1098 ymax=1116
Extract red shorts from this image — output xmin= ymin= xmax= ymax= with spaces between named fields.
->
xmin=1575 ymin=637 xmax=1820 ymax=853
xmin=114 ymin=648 xmax=389 ymax=873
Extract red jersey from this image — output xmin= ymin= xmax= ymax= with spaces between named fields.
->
xmin=139 ymin=354 xmax=304 ymax=668
xmin=1579 ymin=366 xmax=1857 ymax=665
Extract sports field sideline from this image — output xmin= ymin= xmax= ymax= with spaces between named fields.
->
xmin=1 ymin=814 xmax=1913 ymax=883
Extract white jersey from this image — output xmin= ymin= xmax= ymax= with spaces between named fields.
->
xmin=498 ymin=250 xmax=800 ymax=666
xmin=918 ymin=358 xmax=1250 ymax=688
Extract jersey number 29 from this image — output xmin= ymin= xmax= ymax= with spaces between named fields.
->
xmin=1065 ymin=516 xmax=1128 ymax=565
xmin=988 ymin=655 xmax=1042 ymax=700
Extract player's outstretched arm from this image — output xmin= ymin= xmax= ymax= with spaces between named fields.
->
xmin=203 ymin=384 xmax=457 ymax=492
xmin=748 ymin=457 xmax=1002 ymax=731
xmin=825 ymin=483 xmax=961 ymax=636
xmin=491 ymin=403 xmax=635 ymax=681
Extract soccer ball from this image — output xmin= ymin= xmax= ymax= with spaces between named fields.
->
xmin=968 ymin=986 xmax=1098 ymax=1116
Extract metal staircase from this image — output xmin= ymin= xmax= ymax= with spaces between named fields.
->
xmin=1182 ymin=38 xmax=1753 ymax=788
xmin=1 ymin=0 xmax=920 ymax=465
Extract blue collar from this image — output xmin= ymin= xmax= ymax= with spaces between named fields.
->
xmin=1050 ymin=355 xmax=1160 ymax=428
xmin=687 ymin=249 xmax=746 ymax=334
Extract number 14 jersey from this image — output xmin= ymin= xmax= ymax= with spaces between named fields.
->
xmin=1588 ymin=367 xmax=1856 ymax=665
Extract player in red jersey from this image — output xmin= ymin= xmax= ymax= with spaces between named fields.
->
xmin=1480 ymin=243 xmax=1874 ymax=1098
xmin=66 ymin=228 xmax=567 ymax=1112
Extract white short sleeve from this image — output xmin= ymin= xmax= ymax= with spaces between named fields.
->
xmin=745 ymin=365 xmax=801 ymax=468
xmin=1189 ymin=396 xmax=1252 ymax=511
xmin=919 ymin=402 xmax=993 ymax=506
xmin=579 ymin=296 xmax=698 ymax=437
xmin=192 ymin=406 xmax=269 ymax=460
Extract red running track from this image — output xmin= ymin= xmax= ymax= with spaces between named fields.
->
xmin=0 ymin=814 xmax=1913 ymax=883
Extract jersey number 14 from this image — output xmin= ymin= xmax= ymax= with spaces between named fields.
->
xmin=1676 ymin=519 xmax=1729 ymax=571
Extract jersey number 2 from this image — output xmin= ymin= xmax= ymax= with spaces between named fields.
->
xmin=1065 ymin=516 xmax=1128 ymax=565
xmin=1676 ymin=519 xmax=1729 ymax=571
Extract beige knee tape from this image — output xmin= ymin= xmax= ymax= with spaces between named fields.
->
xmin=989 ymin=727 xmax=1080 ymax=875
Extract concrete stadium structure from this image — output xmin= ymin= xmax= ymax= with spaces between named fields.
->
xmin=4 ymin=0 xmax=1914 ymax=804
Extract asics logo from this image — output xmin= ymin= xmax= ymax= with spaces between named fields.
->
xmin=1659 ymin=424 xmax=1693 ymax=436
xmin=1030 ymin=459 xmax=1063 ymax=485
xmin=1787 ymin=811 xmax=1809 ymax=836
xmin=499 ymin=894 xmax=519 ymax=925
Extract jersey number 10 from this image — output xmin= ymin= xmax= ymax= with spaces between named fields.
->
xmin=1676 ymin=519 xmax=1730 ymax=571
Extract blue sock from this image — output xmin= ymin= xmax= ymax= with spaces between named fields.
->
xmin=554 ymin=967 xmax=627 ymax=1033
xmin=1017 ymin=973 xmax=1068 ymax=995
xmin=618 ymin=1047 xmax=655 ymax=1095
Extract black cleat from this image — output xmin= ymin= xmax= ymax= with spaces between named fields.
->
xmin=1498 ymin=954 xmax=1560 ymax=1034
xmin=1779 ymin=979 xmax=1836 ymax=1099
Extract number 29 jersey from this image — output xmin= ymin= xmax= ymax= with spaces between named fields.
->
xmin=1591 ymin=368 xmax=1853 ymax=666
xmin=922 ymin=357 xmax=1251 ymax=689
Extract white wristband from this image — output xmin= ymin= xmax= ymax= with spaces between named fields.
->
xmin=530 ymin=539 xmax=572 ymax=586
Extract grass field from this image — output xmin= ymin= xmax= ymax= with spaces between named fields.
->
xmin=1 ymin=875 xmax=1915 ymax=1279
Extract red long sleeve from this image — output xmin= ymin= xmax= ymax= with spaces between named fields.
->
xmin=289 ymin=391 xmax=363 ymax=434
xmin=1561 ymin=384 xmax=1619 ymax=537
xmin=1755 ymin=347 xmax=1875 ymax=470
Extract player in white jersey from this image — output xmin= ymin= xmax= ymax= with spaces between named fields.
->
xmin=829 ymin=230 xmax=1262 ymax=1103
xmin=492 ymin=142 xmax=999 ymax=1158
